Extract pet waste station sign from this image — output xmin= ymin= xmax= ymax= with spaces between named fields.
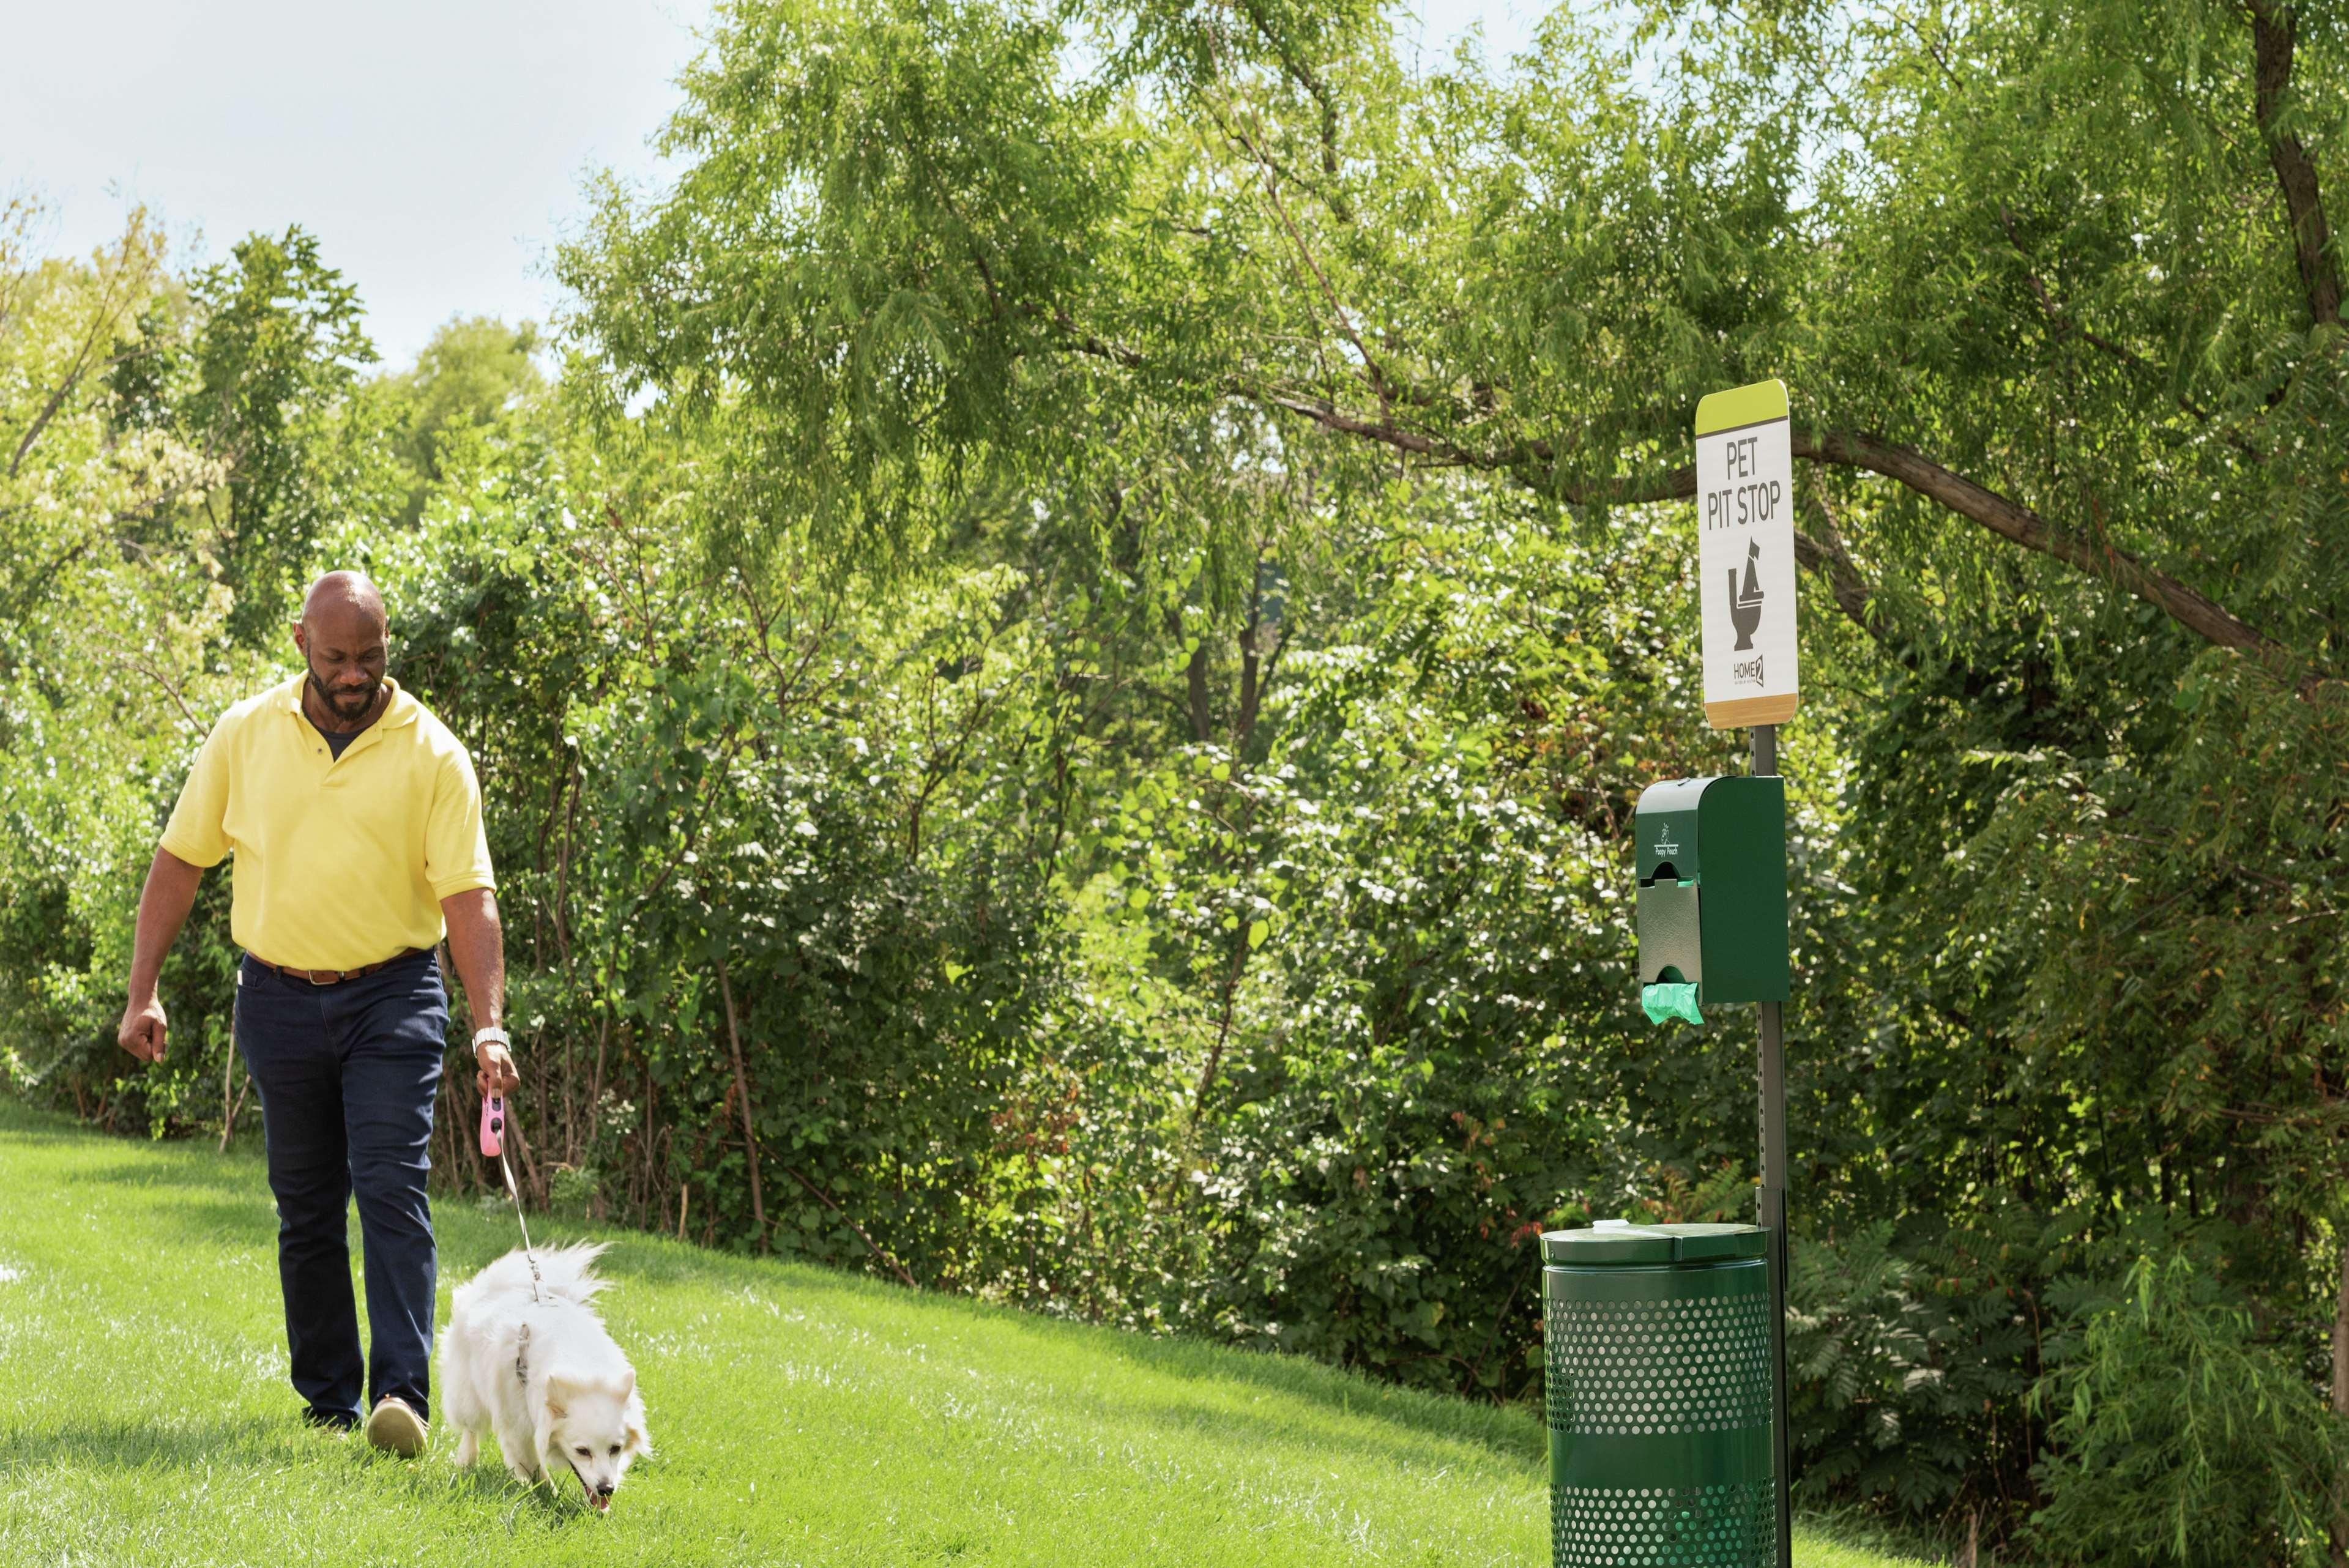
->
xmin=1694 ymin=379 xmax=1798 ymax=730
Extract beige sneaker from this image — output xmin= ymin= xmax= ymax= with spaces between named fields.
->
xmin=364 ymin=1395 xmax=428 ymax=1457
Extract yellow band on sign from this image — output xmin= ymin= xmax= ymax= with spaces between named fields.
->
xmin=1693 ymin=377 xmax=1789 ymax=437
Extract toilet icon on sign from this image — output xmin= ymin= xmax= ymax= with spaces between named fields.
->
xmin=1727 ymin=541 xmax=1765 ymax=652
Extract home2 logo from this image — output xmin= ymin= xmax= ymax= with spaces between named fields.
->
xmin=1727 ymin=538 xmax=1767 ymax=687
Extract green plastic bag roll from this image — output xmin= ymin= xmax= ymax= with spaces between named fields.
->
xmin=1642 ymin=982 xmax=1703 ymax=1027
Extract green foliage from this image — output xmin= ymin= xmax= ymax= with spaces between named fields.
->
xmin=559 ymin=0 xmax=1135 ymax=571
xmin=181 ymin=226 xmax=379 ymax=644
xmin=0 ymin=202 xmax=245 ymax=1126
xmin=1787 ymin=1217 xmax=2036 ymax=1518
xmin=1137 ymin=508 xmax=1731 ymax=1390
xmin=381 ymin=314 xmax=545 ymax=522
xmin=2030 ymin=1249 xmax=2349 ymax=1568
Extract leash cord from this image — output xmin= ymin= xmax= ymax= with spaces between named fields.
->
xmin=494 ymin=1144 xmax=544 ymax=1304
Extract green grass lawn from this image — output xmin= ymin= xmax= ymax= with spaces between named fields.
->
xmin=0 ymin=1101 xmax=1934 ymax=1567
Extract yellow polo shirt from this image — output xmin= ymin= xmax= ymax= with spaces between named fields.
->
xmin=160 ymin=673 xmax=497 ymax=971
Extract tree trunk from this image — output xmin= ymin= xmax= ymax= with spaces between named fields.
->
xmin=717 ymin=957 xmax=769 ymax=1250
xmin=2332 ymin=1238 xmax=2349 ymax=1414
xmin=1235 ymin=549 xmax=1266 ymax=750
xmin=1185 ymin=637 xmax=1213 ymax=743
xmin=2332 ymin=1238 xmax=2349 ymax=1568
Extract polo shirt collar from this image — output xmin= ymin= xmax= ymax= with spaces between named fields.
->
xmin=278 ymin=672 xmax=422 ymax=733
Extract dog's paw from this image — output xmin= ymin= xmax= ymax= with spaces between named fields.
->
xmin=453 ymin=1430 xmax=478 ymax=1467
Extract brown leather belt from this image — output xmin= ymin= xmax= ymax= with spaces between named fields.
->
xmin=247 ymin=947 xmax=431 ymax=986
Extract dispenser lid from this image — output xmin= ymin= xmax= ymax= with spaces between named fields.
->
xmin=1539 ymin=1221 xmax=1768 ymax=1266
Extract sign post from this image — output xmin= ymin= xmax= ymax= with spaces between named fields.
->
xmin=1695 ymin=377 xmax=1796 ymax=1568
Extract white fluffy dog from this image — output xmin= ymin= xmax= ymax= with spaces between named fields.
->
xmin=439 ymin=1242 xmax=651 ymax=1510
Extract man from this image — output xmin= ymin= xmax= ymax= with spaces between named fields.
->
xmin=116 ymin=570 xmax=521 ymax=1455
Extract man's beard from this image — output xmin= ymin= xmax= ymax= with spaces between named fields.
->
xmin=307 ymin=664 xmax=382 ymax=725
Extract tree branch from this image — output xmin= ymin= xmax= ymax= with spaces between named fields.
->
xmin=2250 ymin=0 xmax=2342 ymax=327
xmin=116 ymin=650 xmax=204 ymax=733
xmin=1795 ymin=428 xmax=2283 ymax=664
xmin=1046 ymin=316 xmax=2303 ymax=679
xmin=1231 ymin=0 xmax=1348 ymax=207
xmin=782 ymin=1164 xmax=919 ymax=1289
xmin=6 ymin=228 xmax=164 ymax=479
xmin=1794 ymin=479 xmax=1879 ymax=643
xmin=1050 ymin=309 xmax=1144 ymax=368
xmin=715 ymin=957 xmax=769 ymax=1252
xmin=1224 ymin=109 xmax=1391 ymax=411
xmin=624 ymin=721 xmax=747 ymax=918
xmin=1255 ymin=390 xmax=2293 ymax=670
xmin=1793 ymin=526 xmax=1875 ymax=636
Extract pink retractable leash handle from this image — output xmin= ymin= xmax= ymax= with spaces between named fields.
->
xmin=480 ymin=1094 xmax=543 ymax=1301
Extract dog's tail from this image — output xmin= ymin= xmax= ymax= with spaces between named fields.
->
xmin=474 ymin=1241 xmax=611 ymax=1306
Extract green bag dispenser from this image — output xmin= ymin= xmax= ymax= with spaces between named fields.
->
xmin=1634 ymin=776 xmax=1788 ymax=1008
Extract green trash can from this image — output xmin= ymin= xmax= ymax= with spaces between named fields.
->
xmin=1541 ymin=1221 xmax=1775 ymax=1567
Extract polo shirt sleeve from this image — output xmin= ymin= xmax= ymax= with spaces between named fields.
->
xmin=426 ymin=747 xmax=497 ymax=901
xmin=158 ymin=715 xmax=233 ymax=868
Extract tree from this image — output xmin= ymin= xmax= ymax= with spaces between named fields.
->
xmin=182 ymin=226 xmax=378 ymax=644
xmin=382 ymin=314 xmax=545 ymax=523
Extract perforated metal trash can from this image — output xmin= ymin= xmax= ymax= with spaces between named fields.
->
xmin=1541 ymin=1221 xmax=1775 ymax=1567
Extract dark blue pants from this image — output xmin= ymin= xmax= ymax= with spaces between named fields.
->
xmin=234 ymin=949 xmax=446 ymax=1425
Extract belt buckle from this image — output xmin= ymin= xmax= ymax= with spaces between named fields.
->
xmin=307 ymin=968 xmax=338 ymax=986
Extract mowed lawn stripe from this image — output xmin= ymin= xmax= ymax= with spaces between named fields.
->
xmin=0 ymin=1102 xmax=1927 ymax=1567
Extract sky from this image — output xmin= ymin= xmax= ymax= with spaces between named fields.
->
xmin=2 ymin=0 xmax=1540 ymax=371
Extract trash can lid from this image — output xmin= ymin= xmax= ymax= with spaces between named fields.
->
xmin=1539 ymin=1221 xmax=1769 ymax=1266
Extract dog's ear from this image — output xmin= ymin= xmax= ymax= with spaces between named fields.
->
xmin=615 ymin=1368 xmax=636 ymax=1401
xmin=543 ymin=1375 xmax=570 ymax=1421
xmin=622 ymin=1378 xmax=649 ymax=1455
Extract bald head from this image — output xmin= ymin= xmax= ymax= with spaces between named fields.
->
xmin=294 ymin=571 xmax=390 ymax=729
xmin=302 ymin=570 xmax=386 ymax=632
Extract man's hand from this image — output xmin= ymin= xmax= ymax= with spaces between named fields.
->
xmin=119 ymin=995 xmax=169 ymax=1062
xmin=121 ymin=849 xmax=205 ymax=1067
xmin=476 ymin=1039 xmax=520 ymax=1098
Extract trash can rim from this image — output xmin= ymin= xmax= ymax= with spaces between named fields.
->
xmin=1539 ymin=1221 xmax=1769 ymax=1265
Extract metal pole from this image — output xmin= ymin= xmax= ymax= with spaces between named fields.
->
xmin=1751 ymin=722 xmax=1792 ymax=1568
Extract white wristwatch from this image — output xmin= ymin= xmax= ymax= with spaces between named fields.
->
xmin=471 ymin=1025 xmax=512 ymax=1055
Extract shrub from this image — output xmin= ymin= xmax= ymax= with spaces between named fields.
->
xmin=2029 ymin=1249 xmax=2349 ymax=1568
